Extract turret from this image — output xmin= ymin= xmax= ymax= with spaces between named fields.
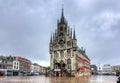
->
xmin=71 ymin=28 xmax=72 ymax=38
xmin=73 ymin=28 xmax=76 ymax=40
xmin=60 ymin=7 xmax=65 ymax=23
xmin=67 ymin=26 xmax=70 ymax=36
xmin=50 ymin=34 xmax=52 ymax=44
xmin=55 ymin=29 xmax=57 ymax=38
xmin=53 ymin=33 xmax=55 ymax=41
xmin=49 ymin=33 xmax=53 ymax=54
xmin=73 ymin=28 xmax=77 ymax=51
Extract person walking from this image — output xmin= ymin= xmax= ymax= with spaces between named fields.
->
xmin=117 ymin=75 xmax=120 ymax=83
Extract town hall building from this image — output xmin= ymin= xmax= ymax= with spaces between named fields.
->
xmin=49 ymin=8 xmax=91 ymax=76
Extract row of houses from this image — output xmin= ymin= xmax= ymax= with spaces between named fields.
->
xmin=102 ymin=64 xmax=120 ymax=75
xmin=0 ymin=56 xmax=46 ymax=76
xmin=90 ymin=64 xmax=120 ymax=75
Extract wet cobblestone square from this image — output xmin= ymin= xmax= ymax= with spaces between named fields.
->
xmin=0 ymin=75 xmax=117 ymax=83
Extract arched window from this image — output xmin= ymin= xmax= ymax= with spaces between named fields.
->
xmin=54 ymin=51 xmax=58 ymax=59
xmin=54 ymin=59 xmax=57 ymax=69
xmin=54 ymin=45 xmax=58 ymax=50
xmin=60 ymin=44 xmax=64 ymax=49
xmin=67 ymin=59 xmax=71 ymax=64
xmin=67 ymin=41 xmax=71 ymax=48
xmin=60 ymin=60 xmax=64 ymax=64
xmin=67 ymin=59 xmax=71 ymax=69
xmin=54 ymin=59 xmax=57 ymax=64
xmin=67 ymin=49 xmax=71 ymax=57
xmin=60 ymin=50 xmax=64 ymax=58
xmin=60 ymin=26 xmax=63 ymax=31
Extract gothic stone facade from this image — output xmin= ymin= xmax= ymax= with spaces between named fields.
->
xmin=49 ymin=8 xmax=90 ymax=76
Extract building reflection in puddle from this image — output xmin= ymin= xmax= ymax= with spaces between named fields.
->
xmin=0 ymin=75 xmax=117 ymax=83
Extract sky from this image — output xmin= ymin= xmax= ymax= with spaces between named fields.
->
xmin=0 ymin=0 xmax=120 ymax=67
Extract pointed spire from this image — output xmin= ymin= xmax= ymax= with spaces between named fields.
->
xmin=81 ymin=47 xmax=83 ymax=51
xmin=73 ymin=28 xmax=76 ymax=40
xmin=55 ymin=30 xmax=56 ymax=37
xmin=68 ymin=26 xmax=70 ymax=36
xmin=55 ymin=30 xmax=57 ymax=38
xmin=53 ymin=33 xmax=55 ymax=41
xmin=54 ymin=30 xmax=56 ymax=40
xmin=71 ymin=28 xmax=72 ymax=38
xmin=57 ymin=19 xmax=59 ymax=22
xmin=50 ymin=34 xmax=52 ymax=43
xmin=84 ymin=48 xmax=86 ymax=53
xmin=62 ymin=7 xmax=64 ymax=17
xmin=60 ymin=6 xmax=65 ymax=23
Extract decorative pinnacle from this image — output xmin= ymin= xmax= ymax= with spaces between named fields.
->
xmin=50 ymin=33 xmax=52 ymax=43
xmin=73 ymin=28 xmax=76 ymax=40
xmin=60 ymin=5 xmax=65 ymax=23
